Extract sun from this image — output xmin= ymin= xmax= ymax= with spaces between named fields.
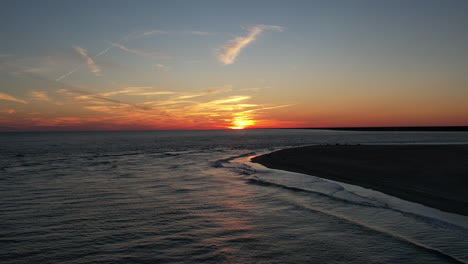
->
xmin=229 ymin=118 xmax=255 ymax=130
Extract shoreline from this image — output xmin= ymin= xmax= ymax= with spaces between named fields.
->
xmin=273 ymin=126 xmax=468 ymax=131
xmin=251 ymin=144 xmax=468 ymax=216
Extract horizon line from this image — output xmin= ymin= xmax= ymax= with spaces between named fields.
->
xmin=1 ymin=125 xmax=468 ymax=133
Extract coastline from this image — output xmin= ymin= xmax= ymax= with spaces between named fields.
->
xmin=251 ymin=144 xmax=468 ymax=216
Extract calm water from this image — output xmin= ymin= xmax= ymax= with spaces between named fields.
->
xmin=1 ymin=129 xmax=467 ymax=264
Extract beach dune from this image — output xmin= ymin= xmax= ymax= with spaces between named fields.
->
xmin=251 ymin=145 xmax=468 ymax=216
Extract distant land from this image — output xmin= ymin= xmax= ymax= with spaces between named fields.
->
xmin=276 ymin=126 xmax=468 ymax=131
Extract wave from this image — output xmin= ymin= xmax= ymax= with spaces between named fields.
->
xmin=211 ymin=152 xmax=256 ymax=169
xmin=265 ymin=193 xmax=467 ymax=264
xmin=214 ymin=152 xmax=387 ymax=208
xmin=246 ymin=177 xmax=388 ymax=208
xmin=212 ymin=151 xmax=468 ymax=263
xmin=246 ymin=174 xmax=468 ymax=233
xmin=214 ymin=152 xmax=468 ymax=229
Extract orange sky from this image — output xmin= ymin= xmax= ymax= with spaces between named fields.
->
xmin=1 ymin=1 xmax=468 ymax=131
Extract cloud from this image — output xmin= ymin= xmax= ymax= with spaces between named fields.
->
xmin=98 ymin=87 xmax=151 ymax=97
xmin=0 ymin=92 xmax=27 ymax=104
xmin=132 ymin=91 xmax=176 ymax=96
xmin=73 ymin=46 xmax=102 ymax=76
xmin=154 ymin=64 xmax=171 ymax=71
xmin=82 ymin=86 xmax=226 ymax=105
xmin=57 ymin=88 xmax=153 ymax=111
xmin=140 ymin=30 xmax=168 ymax=37
xmin=204 ymin=95 xmax=251 ymax=105
xmin=133 ymin=87 xmax=241 ymax=110
xmin=190 ymin=31 xmax=213 ymax=36
xmin=97 ymin=87 xmax=175 ymax=97
xmin=110 ymin=43 xmax=170 ymax=59
xmin=2 ymin=79 xmax=292 ymax=130
xmin=171 ymin=85 xmax=232 ymax=100
xmin=205 ymin=84 xmax=233 ymax=95
xmin=0 ymin=109 xmax=15 ymax=114
xmin=56 ymin=33 xmax=133 ymax=81
xmin=56 ymin=65 xmax=82 ymax=82
xmin=218 ymin=25 xmax=284 ymax=65
xmin=0 ymin=54 xmax=13 ymax=59
xmin=140 ymin=30 xmax=212 ymax=37
xmin=20 ymin=67 xmax=49 ymax=73
xmin=96 ymin=32 xmax=133 ymax=56
xmin=1 ymin=56 xmax=56 ymax=76
xmin=30 ymin=91 xmax=51 ymax=101
xmin=57 ymin=86 xmax=176 ymax=119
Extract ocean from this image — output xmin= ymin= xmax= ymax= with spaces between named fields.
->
xmin=1 ymin=129 xmax=467 ymax=264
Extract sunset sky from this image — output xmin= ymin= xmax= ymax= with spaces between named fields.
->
xmin=1 ymin=0 xmax=467 ymax=131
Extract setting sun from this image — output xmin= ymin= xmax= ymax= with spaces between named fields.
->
xmin=2 ymin=1 xmax=468 ymax=264
xmin=229 ymin=118 xmax=255 ymax=129
xmin=1 ymin=0 xmax=467 ymax=133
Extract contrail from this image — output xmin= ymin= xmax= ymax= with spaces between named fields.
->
xmin=55 ymin=33 xmax=133 ymax=82
xmin=73 ymin=46 xmax=102 ymax=76
xmin=56 ymin=65 xmax=82 ymax=81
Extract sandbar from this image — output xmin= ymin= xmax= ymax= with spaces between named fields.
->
xmin=251 ymin=145 xmax=468 ymax=216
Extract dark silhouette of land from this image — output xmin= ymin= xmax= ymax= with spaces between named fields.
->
xmin=252 ymin=144 xmax=468 ymax=216
xmin=277 ymin=126 xmax=468 ymax=131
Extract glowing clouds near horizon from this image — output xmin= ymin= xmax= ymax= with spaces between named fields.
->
xmin=229 ymin=117 xmax=255 ymax=129
xmin=0 ymin=92 xmax=27 ymax=104
xmin=0 ymin=24 xmax=297 ymax=131
xmin=218 ymin=25 xmax=283 ymax=65
xmin=26 ymin=85 xmax=286 ymax=130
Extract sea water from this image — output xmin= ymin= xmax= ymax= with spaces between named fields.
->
xmin=1 ymin=129 xmax=467 ymax=263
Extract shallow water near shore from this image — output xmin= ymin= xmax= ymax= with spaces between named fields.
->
xmin=1 ymin=129 xmax=467 ymax=263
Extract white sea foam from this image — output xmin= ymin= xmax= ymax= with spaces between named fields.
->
xmin=237 ymin=154 xmax=468 ymax=229
xmin=2 ymin=130 xmax=468 ymax=264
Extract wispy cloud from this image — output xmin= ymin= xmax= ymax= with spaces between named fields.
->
xmin=154 ymin=63 xmax=171 ymax=71
xmin=110 ymin=43 xmax=170 ymax=59
xmin=97 ymin=87 xmax=151 ymax=97
xmin=57 ymin=85 xmax=178 ymax=119
xmin=57 ymin=88 xmax=153 ymax=111
xmin=203 ymin=95 xmax=251 ymax=105
xmin=140 ymin=30 xmax=212 ymax=37
xmin=30 ymin=91 xmax=51 ymax=101
xmin=0 ymin=54 xmax=13 ymax=59
xmin=56 ymin=65 xmax=82 ymax=82
xmin=140 ymin=30 xmax=168 ymax=37
xmin=73 ymin=46 xmax=102 ymax=76
xmin=218 ymin=25 xmax=284 ymax=65
xmin=0 ymin=109 xmax=15 ymax=114
xmin=190 ymin=31 xmax=213 ymax=36
xmin=96 ymin=33 xmax=133 ymax=56
xmin=171 ymin=85 xmax=232 ymax=100
xmin=132 ymin=91 xmax=176 ymax=96
xmin=56 ymin=33 xmax=132 ymax=81
xmin=205 ymin=84 xmax=233 ymax=94
xmin=97 ymin=87 xmax=175 ymax=97
xmin=0 ymin=92 xmax=27 ymax=104
xmin=20 ymin=67 xmax=49 ymax=73
xmin=1 ymin=56 xmax=56 ymax=76
xmin=3 ymin=80 xmax=292 ymax=130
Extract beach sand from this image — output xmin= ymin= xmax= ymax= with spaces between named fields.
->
xmin=251 ymin=145 xmax=468 ymax=216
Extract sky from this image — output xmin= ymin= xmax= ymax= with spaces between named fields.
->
xmin=0 ymin=0 xmax=467 ymax=131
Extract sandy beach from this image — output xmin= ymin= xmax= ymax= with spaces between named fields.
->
xmin=252 ymin=144 xmax=468 ymax=216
